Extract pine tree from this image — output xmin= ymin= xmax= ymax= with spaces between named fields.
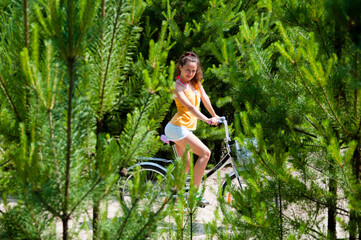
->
xmin=0 ymin=0 xmax=177 ymax=239
xmin=206 ymin=0 xmax=361 ymax=239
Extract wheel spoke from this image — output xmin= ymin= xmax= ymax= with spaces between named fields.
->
xmin=119 ymin=166 xmax=167 ymax=212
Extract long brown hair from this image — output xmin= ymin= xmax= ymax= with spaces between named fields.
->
xmin=175 ymin=51 xmax=203 ymax=85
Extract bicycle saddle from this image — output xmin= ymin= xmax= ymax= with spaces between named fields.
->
xmin=161 ymin=134 xmax=175 ymax=146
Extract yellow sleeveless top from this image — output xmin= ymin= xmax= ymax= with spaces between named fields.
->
xmin=169 ymin=80 xmax=201 ymax=130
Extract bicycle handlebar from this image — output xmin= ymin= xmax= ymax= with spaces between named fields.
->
xmin=218 ymin=116 xmax=226 ymax=124
xmin=217 ymin=116 xmax=231 ymax=141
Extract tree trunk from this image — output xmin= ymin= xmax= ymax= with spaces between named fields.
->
xmin=93 ymin=118 xmax=103 ymax=240
xmin=63 ymin=56 xmax=75 ymax=240
xmin=92 ymin=202 xmax=100 ymax=240
xmin=350 ymin=211 xmax=357 ymax=240
xmin=350 ymin=148 xmax=361 ymax=240
xmin=278 ymin=181 xmax=283 ymax=240
xmin=327 ymin=170 xmax=337 ymax=240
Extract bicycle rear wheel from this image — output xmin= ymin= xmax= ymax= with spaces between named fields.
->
xmin=120 ymin=163 xmax=169 ymax=211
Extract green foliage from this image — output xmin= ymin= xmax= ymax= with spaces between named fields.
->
xmin=202 ymin=0 xmax=361 ymax=239
xmin=1 ymin=0 xmax=361 ymax=238
xmin=0 ymin=197 xmax=57 ymax=240
xmin=0 ymin=0 xmax=177 ymax=239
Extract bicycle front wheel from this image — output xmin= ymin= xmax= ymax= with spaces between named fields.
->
xmin=221 ymin=171 xmax=278 ymax=219
xmin=120 ymin=163 xmax=169 ymax=211
xmin=221 ymin=172 xmax=248 ymax=219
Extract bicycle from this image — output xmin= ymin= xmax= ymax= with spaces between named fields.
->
xmin=119 ymin=116 xmax=257 ymax=211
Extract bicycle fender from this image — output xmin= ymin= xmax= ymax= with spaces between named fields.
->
xmin=126 ymin=162 xmax=168 ymax=175
xmin=137 ymin=156 xmax=173 ymax=165
xmin=227 ymin=170 xmax=273 ymax=182
xmin=225 ymin=171 xmax=237 ymax=180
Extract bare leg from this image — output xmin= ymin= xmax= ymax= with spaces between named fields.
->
xmin=174 ymin=133 xmax=211 ymax=188
xmin=175 ymin=144 xmax=191 ymax=173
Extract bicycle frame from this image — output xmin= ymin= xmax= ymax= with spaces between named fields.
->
xmin=203 ymin=117 xmax=244 ymax=189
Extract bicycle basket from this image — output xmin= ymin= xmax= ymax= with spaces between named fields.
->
xmin=231 ymin=138 xmax=257 ymax=170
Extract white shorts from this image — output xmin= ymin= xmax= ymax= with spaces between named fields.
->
xmin=164 ymin=123 xmax=192 ymax=141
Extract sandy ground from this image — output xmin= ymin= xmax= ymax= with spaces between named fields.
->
xmin=76 ymin=167 xmax=232 ymax=239
xmin=0 ymin=167 xmax=231 ymax=239
xmin=181 ymin=167 xmax=233 ymax=239
xmin=0 ymin=166 xmax=349 ymax=239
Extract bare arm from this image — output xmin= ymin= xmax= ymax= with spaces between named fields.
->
xmin=198 ymin=82 xmax=218 ymax=118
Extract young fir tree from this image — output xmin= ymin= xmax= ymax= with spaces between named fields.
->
xmin=205 ymin=0 xmax=361 ymax=239
xmin=0 ymin=0 xmax=178 ymax=239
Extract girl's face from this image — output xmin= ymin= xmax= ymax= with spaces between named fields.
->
xmin=179 ymin=61 xmax=197 ymax=82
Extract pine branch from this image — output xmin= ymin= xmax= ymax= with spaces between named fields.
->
xmin=339 ymin=164 xmax=356 ymax=195
xmin=116 ymin=25 xmax=143 ymax=82
xmin=23 ymin=0 xmax=29 ymax=49
xmin=128 ymin=92 xmax=151 ymax=145
xmin=250 ymin=42 xmax=297 ymax=110
xmin=34 ymin=191 xmax=61 ymax=218
xmin=354 ymin=53 xmax=361 ymax=135
xmin=295 ymin=63 xmax=332 ymax=119
xmin=299 ymin=192 xmax=349 ymax=215
xmin=251 ymin=43 xmax=273 ymax=81
xmin=130 ymin=191 xmax=174 ymax=240
xmin=259 ymin=227 xmax=271 ymax=240
xmin=48 ymin=110 xmax=62 ymax=192
xmin=289 ymin=162 xmax=350 ymax=214
xmin=319 ymin=86 xmax=352 ymax=137
xmin=0 ymin=74 xmax=22 ymax=122
xmin=67 ymin=0 xmax=75 ymax=59
xmin=283 ymin=3 xmax=311 ymax=34
xmin=293 ymin=127 xmax=317 ymax=139
xmin=101 ymin=0 xmax=105 ymax=20
xmin=117 ymin=198 xmax=141 ymax=239
xmin=147 ymin=94 xmax=171 ymax=124
xmin=98 ymin=0 xmax=106 ymax=92
xmin=282 ymin=213 xmax=325 ymax=239
xmin=230 ymin=82 xmax=269 ymax=113
xmin=68 ymin=177 xmax=102 ymax=216
xmin=257 ymin=152 xmax=278 ymax=177
xmin=124 ymin=121 xmax=153 ymax=165
xmin=243 ymin=0 xmax=252 ymax=10
xmin=0 ymin=209 xmax=33 ymax=239
xmin=99 ymin=0 xmax=123 ymax=112
xmin=50 ymin=3 xmax=67 ymax=59
xmin=221 ymin=0 xmax=237 ymax=23
xmin=0 ymin=159 xmax=11 ymax=167
xmin=315 ymin=22 xmax=330 ymax=59
xmin=29 ymin=208 xmax=43 ymax=240
xmin=108 ymin=81 xmax=142 ymax=111
xmin=278 ymin=64 xmax=328 ymax=138
xmin=74 ymin=0 xmax=98 ymax=56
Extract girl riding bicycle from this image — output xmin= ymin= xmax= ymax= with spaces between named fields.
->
xmin=164 ymin=51 xmax=220 ymax=205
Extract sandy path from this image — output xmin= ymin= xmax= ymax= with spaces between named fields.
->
xmin=1 ymin=165 xmax=349 ymax=239
xmin=0 ymin=167 xmax=231 ymax=239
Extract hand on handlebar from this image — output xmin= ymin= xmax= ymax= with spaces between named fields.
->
xmin=210 ymin=116 xmax=221 ymax=126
